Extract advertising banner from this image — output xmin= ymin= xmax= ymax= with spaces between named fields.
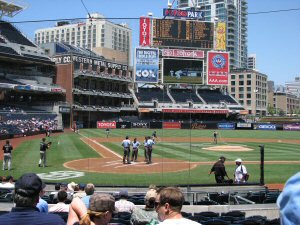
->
xmin=236 ymin=123 xmax=252 ymax=129
xmin=253 ymin=123 xmax=276 ymax=130
xmin=97 ymin=121 xmax=116 ymax=129
xmin=163 ymin=58 xmax=203 ymax=84
xmin=181 ymin=122 xmax=217 ymax=129
xmin=131 ymin=122 xmax=149 ymax=128
xmin=149 ymin=122 xmax=163 ymax=129
xmin=207 ymin=51 xmax=229 ymax=85
xmin=215 ymin=22 xmax=226 ymax=51
xmin=116 ymin=122 xmax=131 ymax=129
xmin=135 ymin=48 xmax=159 ymax=83
xmin=140 ymin=17 xmax=151 ymax=47
xmin=163 ymin=122 xmax=181 ymax=129
xmin=218 ymin=123 xmax=235 ymax=130
xmin=283 ymin=123 xmax=300 ymax=131
xmin=162 ymin=109 xmax=228 ymax=114
xmin=162 ymin=49 xmax=204 ymax=59
xmin=163 ymin=8 xmax=204 ymax=20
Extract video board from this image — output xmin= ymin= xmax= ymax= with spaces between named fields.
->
xmin=163 ymin=58 xmax=203 ymax=84
xmin=152 ymin=19 xmax=214 ymax=48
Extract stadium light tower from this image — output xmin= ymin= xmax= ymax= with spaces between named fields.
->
xmin=0 ymin=0 xmax=28 ymax=19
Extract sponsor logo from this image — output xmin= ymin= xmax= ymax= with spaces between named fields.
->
xmin=191 ymin=123 xmax=207 ymax=129
xmin=163 ymin=122 xmax=181 ymax=129
xmin=37 ymin=171 xmax=84 ymax=180
xmin=257 ymin=124 xmax=276 ymax=130
xmin=218 ymin=123 xmax=235 ymax=129
xmin=237 ymin=123 xmax=252 ymax=128
xmin=212 ymin=54 xmax=226 ymax=69
xmin=97 ymin=121 xmax=116 ymax=129
xmin=132 ymin=122 xmax=148 ymax=128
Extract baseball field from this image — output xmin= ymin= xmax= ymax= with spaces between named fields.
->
xmin=1 ymin=129 xmax=300 ymax=187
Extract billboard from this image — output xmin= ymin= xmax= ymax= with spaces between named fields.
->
xmin=215 ymin=22 xmax=226 ymax=51
xmin=139 ymin=17 xmax=151 ymax=47
xmin=134 ymin=48 xmax=159 ymax=83
xmin=163 ymin=58 xmax=203 ymax=84
xmin=152 ymin=19 xmax=214 ymax=48
xmin=207 ymin=51 xmax=229 ymax=85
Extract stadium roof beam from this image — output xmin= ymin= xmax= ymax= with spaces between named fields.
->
xmin=0 ymin=0 xmax=27 ymax=18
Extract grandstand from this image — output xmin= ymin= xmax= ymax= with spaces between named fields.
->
xmin=0 ymin=19 xmax=67 ymax=138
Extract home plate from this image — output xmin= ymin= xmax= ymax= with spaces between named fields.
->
xmin=202 ymin=145 xmax=254 ymax=152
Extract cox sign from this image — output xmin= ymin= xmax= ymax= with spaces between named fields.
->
xmin=254 ymin=124 xmax=276 ymax=130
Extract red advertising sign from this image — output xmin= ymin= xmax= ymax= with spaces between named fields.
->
xmin=97 ymin=121 xmax=116 ymax=129
xmin=162 ymin=109 xmax=228 ymax=114
xmin=207 ymin=51 xmax=229 ymax=85
xmin=162 ymin=49 xmax=204 ymax=58
xmin=163 ymin=122 xmax=181 ymax=129
xmin=140 ymin=17 xmax=151 ymax=47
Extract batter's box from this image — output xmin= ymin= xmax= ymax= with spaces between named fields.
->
xmin=37 ymin=171 xmax=85 ymax=180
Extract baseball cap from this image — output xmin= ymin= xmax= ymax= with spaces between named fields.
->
xmin=68 ymin=182 xmax=78 ymax=191
xmin=145 ymin=189 xmax=157 ymax=200
xmin=235 ymin=158 xmax=242 ymax=163
xmin=89 ymin=193 xmax=116 ymax=213
xmin=15 ymin=173 xmax=43 ymax=197
xmin=277 ymin=172 xmax=300 ymax=225
xmin=119 ymin=189 xmax=128 ymax=198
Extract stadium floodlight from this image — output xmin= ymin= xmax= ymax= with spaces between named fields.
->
xmin=0 ymin=0 xmax=28 ymax=18
xmin=147 ymin=12 xmax=153 ymax=17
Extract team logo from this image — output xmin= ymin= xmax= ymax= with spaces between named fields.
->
xmin=212 ymin=54 xmax=226 ymax=69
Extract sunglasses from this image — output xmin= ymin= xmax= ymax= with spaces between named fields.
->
xmin=154 ymin=201 xmax=163 ymax=209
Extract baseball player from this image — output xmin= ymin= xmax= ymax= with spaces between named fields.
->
xmin=143 ymin=136 xmax=148 ymax=162
xmin=146 ymin=136 xmax=155 ymax=164
xmin=39 ymin=138 xmax=51 ymax=167
xmin=105 ymin=128 xmax=110 ymax=138
xmin=2 ymin=140 xmax=13 ymax=171
xmin=131 ymin=138 xmax=140 ymax=162
xmin=121 ymin=136 xmax=131 ymax=164
xmin=213 ymin=131 xmax=218 ymax=144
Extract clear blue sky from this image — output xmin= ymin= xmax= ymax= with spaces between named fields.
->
xmin=7 ymin=0 xmax=300 ymax=85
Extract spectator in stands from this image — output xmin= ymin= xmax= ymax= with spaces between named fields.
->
xmin=277 ymin=172 xmax=300 ymax=225
xmin=49 ymin=190 xmax=69 ymax=213
xmin=234 ymin=158 xmax=248 ymax=183
xmin=131 ymin=185 xmax=159 ymax=225
xmin=67 ymin=193 xmax=116 ymax=225
xmin=145 ymin=184 xmax=157 ymax=201
xmin=2 ymin=139 xmax=13 ymax=171
xmin=209 ymin=156 xmax=230 ymax=184
xmin=53 ymin=182 xmax=72 ymax=203
xmin=81 ymin=183 xmax=95 ymax=208
xmin=0 ymin=173 xmax=65 ymax=225
xmin=73 ymin=183 xmax=86 ymax=199
xmin=115 ymin=189 xmax=135 ymax=213
xmin=36 ymin=182 xmax=48 ymax=213
xmin=0 ymin=175 xmax=14 ymax=188
xmin=155 ymin=186 xmax=200 ymax=224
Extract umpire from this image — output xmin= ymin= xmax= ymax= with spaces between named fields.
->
xmin=209 ymin=156 xmax=230 ymax=183
xmin=2 ymin=140 xmax=13 ymax=171
xmin=121 ymin=136 xmax=131 ymax=164
xmin=39 ymin=138 xmax=51 ymax=167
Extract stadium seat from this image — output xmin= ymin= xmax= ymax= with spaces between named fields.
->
xmin=221 ymin=210 xmax=245 ymax=218
xmin=194 ymin=211 xmax=219 ymax=218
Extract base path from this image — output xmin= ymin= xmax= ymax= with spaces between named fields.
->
xmin=64 ymin=136 xmax=300 ymax=174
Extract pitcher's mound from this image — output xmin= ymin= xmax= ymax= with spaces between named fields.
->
xmin=202 ymin=145 xmax=253 ymax=152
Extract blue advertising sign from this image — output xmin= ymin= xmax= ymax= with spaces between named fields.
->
xmin=218 ymin=123 xmax=235 ymax=130
xmin=163 ymin=8 xmax=204 ymax=20
xmin=135 ymin=48 xmax=159 ymax=83
xmin=253 ymin=123 xmax=276 ymax=130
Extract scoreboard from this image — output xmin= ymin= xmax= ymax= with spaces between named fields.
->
xmin=152 ymin=19 xmax=214 ymax=49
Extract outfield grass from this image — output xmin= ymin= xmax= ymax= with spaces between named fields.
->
xmin=2 ymin=129 xmax=300 ymax=186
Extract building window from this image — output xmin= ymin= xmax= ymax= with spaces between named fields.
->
xmin=239 ymin=74 xmax=244 ymax=79
xmin=231 ymin=81 xmax=235 ymax=85
xmin=247 ymin=80 xmax=251 ymax=85
xmin=247 ymin=100 xmax=251 ymax=105
xmin=239 ymin=94 xmax=244 ymax=98
xmin=231 ymin=75 xmax=235 ymax=79
xmin=247 ymin=93 xmax=251 ymax=98
xmin=247 ymin=74 xmax=251 ymax=79
xmin=239 ymin=87 xmax=244 ymax=92
xmin=239 ymin=81 xmax=244 ymax=85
